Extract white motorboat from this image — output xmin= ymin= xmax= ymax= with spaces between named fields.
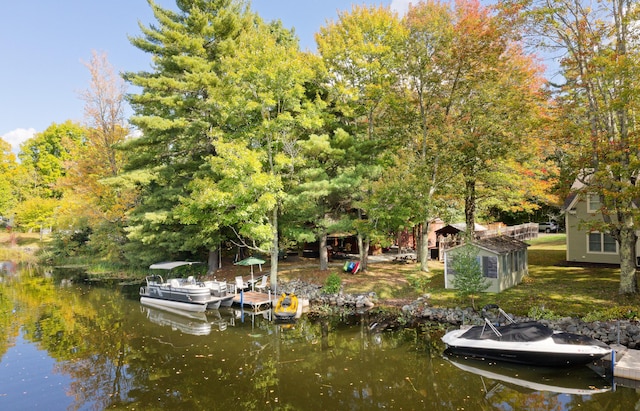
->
xmin=139 ymin=261 xmax=217 ymax=312
xmin=442 ymin=304 xmax=612 ymax=367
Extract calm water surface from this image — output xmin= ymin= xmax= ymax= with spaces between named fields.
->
xmin=0 ymin=267 xmax=638 ymax=410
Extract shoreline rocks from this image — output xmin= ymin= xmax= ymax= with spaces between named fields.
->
xmin=277 ymin=278 xmax=377 ymax=309
xmin=281 ymin=279 xmax=640 ymax=349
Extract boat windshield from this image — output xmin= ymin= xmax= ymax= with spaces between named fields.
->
xmin=461 ymin=322 xmax=553 ymax=342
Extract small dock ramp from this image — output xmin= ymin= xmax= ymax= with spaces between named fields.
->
xmin=610 ymin=344 xmax=640 ymax=388
xmin=233 ymin=291 xmax=272 ymax=310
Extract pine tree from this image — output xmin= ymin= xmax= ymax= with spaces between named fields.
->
xmin=121 ymin=0 xmax=250 ymax=267
xmin=450 ymin=242 xmax=490 ymax=310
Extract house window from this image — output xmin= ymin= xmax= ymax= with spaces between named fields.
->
xmin=447 ymin=254 xmax=498 ymax=278
xmin=446 ymin=254 xmax=456 ymax=276
xmin=587 ymin=194 xmax=601 ymax=213
xmin=588 ymin=232 xmax=617 ymax=254
xmin=482 ymin=256 xmax=498 ymax=278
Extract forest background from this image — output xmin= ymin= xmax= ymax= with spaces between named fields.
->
xmin=1 ymin=0 xmax=639 ymax=295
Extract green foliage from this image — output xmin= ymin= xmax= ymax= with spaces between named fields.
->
xmin=405 ymin=273 xmax=431 ymax=294
xmin=85 ymin=220 xmax=127 ymax=262
xmin=18 ymin=121 xmax=86 ymax=199
xmin=322 ymin=272 xmax=342 ymax=294
xmin=527 ymin=306 xmax=561 ymax=321
xmin=48 ymin=228 xmax=93 ymax=260
xmin=0 ymin=137 xmax=20 ymax=216
xmin=582 ymin=306 xmax=639 ymax=322
xmin=120 ymin=0 xmax=254 ymax=264
xmin=316 ymin=5 xmax=409 ymax=266
xmin=13 ymin=197 xmax=59 ymax=232
xmin=450 ymin=243 xmax=490 ymax=310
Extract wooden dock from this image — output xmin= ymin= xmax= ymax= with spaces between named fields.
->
xmin=610 ymin=344 xmax=640 ymax=388
xmin=233 ymin=291 xmax=272 ymax=310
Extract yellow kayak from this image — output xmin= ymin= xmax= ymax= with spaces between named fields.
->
xmin=274 ymin=292 xmax=298 ymax=320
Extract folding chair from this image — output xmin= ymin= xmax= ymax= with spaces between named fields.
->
xmin=235 ymin=276 xmax=249 ymax=293
xmin=254 ymin=275 xmax=268 ymax=292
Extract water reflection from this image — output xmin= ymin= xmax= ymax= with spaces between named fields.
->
xmin=141 ymin=304 xmax=212 ymax=336
xmin=0 ymin=260 xmax=17 ymax=275
xmin=0 ymin=269 xmax=637 ymax=411
xmin=445 ymin=353 xmax=611 ymax=395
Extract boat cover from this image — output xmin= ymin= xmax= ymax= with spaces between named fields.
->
xmin=150 ymin=261 xmax=202 ymax=270
xmin=552 ymin=332 xmax=611 ymax=348
xmin=460 ymin=322 xmax=553 ymax=342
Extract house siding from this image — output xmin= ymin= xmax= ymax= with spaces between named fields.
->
xmin=565 ymin=194 xmax=638 ymax=265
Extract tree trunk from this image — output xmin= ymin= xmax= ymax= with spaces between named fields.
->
xmin=207 ymin=248 xmax=220 ymax=275
xmin=270 ymin=206 xmax=279 ymax=293
xmin=413 ymin=226 xmax=419 ymax=257
xmin=357 ymin=232 xmax=364 ymax=265
xmin=361 ymin=237 xmax=370 ymax=271
xmin=319 ymin=231 xmax=328 ymax=271
xmin=618 ymin=222 xmax=638 ymax=294
xmin=419 ymin=220 xmax=430 ymax=273
xmin=357 ymin=233 xmax=370 ymax=271
xmin=465 ymin=178 xmax=476 ymax=237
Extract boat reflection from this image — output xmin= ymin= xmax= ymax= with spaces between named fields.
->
xmin=141 ymin=303 xmax=212 ymax=336
xmin=0 ymin=261 xmax=17 ymax=275
xmin=445 ymin=353 xmax=612 ymax=395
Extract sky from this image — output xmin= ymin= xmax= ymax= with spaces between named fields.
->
xmin=1 ymin=0 xmax=416 ymax=153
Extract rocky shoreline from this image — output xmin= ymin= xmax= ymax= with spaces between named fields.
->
xmin=279 ymin=279 xmax=640 ymax=349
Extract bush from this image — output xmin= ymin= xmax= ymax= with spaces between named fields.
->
xmin=323 ymin=272 xmax=342 ymax=294
xmin=49 ymin=227 xmax=92 ymax=259
xmin=528 ymin=306 xmax=561 ymax=321
xmin=405 ymin=273 xmax=431 ymax=293
xmin=582 ymin=306 xmax=639 ymax=322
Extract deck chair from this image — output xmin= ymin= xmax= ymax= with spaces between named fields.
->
xmin=235 ymin=276 xmax=248 ymax=293
xmin=254 ymin=275 xmax=268 ymax=293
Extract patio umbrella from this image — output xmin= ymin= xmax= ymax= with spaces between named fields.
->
xmin=234 ymin=256 xmax=265 ymax=282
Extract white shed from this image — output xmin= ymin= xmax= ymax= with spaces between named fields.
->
xmin=444 ymin=236 xmax=530 ymax=293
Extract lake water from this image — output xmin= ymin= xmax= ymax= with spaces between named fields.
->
xmin=0 ymin=267 xmax=638 ymax=410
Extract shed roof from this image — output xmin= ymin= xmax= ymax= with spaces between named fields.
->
xmin=475 ymin=236 xmax=529 ymax=254
xmin=447 ymin=236 xmax=529 ymax=255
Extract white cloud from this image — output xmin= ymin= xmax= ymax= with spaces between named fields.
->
xmin=390 ymin=0 xmax=411 ymax=16
xmin=1 ymin=128 xmax=37 ymax=154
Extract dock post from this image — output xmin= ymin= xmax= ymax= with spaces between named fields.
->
xmin=611 ymin=348 xmax=616 ymax=390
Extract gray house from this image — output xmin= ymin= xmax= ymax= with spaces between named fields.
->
xmin=563 ymin=185 xmax=640 ymax=266
xmin=444 ymin=236 xmax=530 ymax=293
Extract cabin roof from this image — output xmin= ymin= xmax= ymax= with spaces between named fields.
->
xmin=436 ymin=223 xmax=488 ymax=236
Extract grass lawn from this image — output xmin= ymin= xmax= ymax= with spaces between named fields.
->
xmin=0 ymin=231 xmax=42 ymax=263
xmin=332 ymin=234 xmax=639 ymax=318
xmin=472 ymin=234 xmax=639 ymax=317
